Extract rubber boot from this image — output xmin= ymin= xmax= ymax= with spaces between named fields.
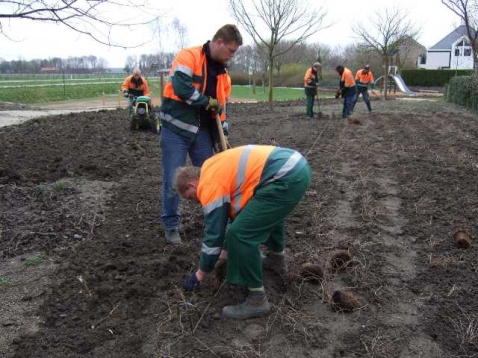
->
xmin=165 ymin=230 xmax=181 ymax=245
xmin=222 ymin=290 xmax=271 ymax=320
xmin=262 ymin=251 xmax=287 ymax=276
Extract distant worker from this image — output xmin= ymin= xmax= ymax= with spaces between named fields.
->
xmin=177 ymin=145 xmax=311 ymax=319
xmin=304 ymin=62 xmax=321 ymax=118
xmin=335 ymin=65 xmax=357 ymax=119
xmin=352 ymin=64 xmax=374 ymax=113
xmin=121 ymin=68 xmax=151 ymax=120
xmin=159 ymin=24 xmax=243 ymax=245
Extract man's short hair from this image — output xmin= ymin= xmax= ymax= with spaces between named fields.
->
xmin=212 ymin=24 xmax=243 ymax=46
xmin=364 ymin=64 xmax=370 ymax=69
xmin=133 ymin=68 xmax=141 ymax=76
xmin=313 ymin=62 xmax=322 ymax=69
xmin=174 ymin=166 xmax=200 ymax=196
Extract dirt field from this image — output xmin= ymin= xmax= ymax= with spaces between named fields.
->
xmin=1 ymin=96 xmax=477 ymax=358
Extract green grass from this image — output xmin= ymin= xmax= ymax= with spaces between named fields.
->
xmin=0 ymin=277 xmax=13 ymax=286
xmin=0 ymin=75 xmax=333 ymax=104
xmin=231 ymin=85 xmax=306 ymax=101
xmin=24 ymin=254 xmax=46 ymax=267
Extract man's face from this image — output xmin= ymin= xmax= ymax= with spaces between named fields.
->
xmin=213 ymin=39 xmax=240 ymax=64
xmin=363 ymin=68 xmax=370 ymax=74
xmin=183 ymin=184 xmax=199 ymax=202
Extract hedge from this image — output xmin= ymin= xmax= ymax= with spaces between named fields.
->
xmin=446 ymin=74 xmax=478 ymax=113
xmin=401 ymin=69 xmax=472 ymax=87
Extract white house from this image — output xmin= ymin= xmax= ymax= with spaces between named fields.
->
xmin=419 ymin=25 xmax=475 ymax=70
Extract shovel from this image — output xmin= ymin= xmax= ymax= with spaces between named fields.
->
xmin=215 ymin=113 xmax=228 ymax=152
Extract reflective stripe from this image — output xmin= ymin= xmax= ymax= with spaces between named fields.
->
xmin=202 ymin=243 xmax=221 ymax=255
xmin=186 ymin=89 xmax=201 ymax=105
xmin=264 ymin=151 xmax=303 ymax=184
xmin=203 ymin=195 xmax=231 ymax=215
xmin=173 ymin=65 xmax=193 ymax=77
xmin=233 ymin=145 xmax=254 ymax=214
xmin=160 ymin=112 xmax=198 ymax=133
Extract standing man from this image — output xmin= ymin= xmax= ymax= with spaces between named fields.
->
xmin=159 ymin=24 xmax=243 ymax=245
xmin=121 ymin=68 xmax=150 ymax=121
xmin=352 ymin=64 xmax=374 ymax=113
xmin=176 ymin=145 xmax=311 ymax=319
xmin=304 ymin=62 xmax=321 ymax=118
xmin=335 ymin=65 xmax=357 ymax=119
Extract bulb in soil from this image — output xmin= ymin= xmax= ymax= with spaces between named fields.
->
xmin=332 ymin=290 xmax=362 ymax=312
xmin=299 ymin=263 xmax=324 ymax=284
xmin=453 ymin=230 xmax=472 ymax=249
xmin=330 ymin=250 xmax=352 ymax=271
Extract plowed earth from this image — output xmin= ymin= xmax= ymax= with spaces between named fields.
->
xmin=1 ymin=97 xmax=477 ymax=358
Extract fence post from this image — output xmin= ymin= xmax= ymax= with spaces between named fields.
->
xmin=117 ymin=91 xmax=121 ymax=108
xmin=102 ymin=92 xmax=106 ymax=106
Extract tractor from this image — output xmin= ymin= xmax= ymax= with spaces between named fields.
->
xmin=129 ymin=95 xmax=161 ymax=134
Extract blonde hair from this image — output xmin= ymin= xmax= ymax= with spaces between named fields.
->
xmin=174 ymin=166 xmax=200 ymax=196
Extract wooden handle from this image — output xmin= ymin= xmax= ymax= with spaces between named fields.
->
xmin=215 ymin=114 xmax=228 ymax=152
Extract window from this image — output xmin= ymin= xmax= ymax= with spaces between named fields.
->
xmin=464 ymin=48 xmax=471 ymax=56
xmin=455 ymin=48 xmax=460 ymax=56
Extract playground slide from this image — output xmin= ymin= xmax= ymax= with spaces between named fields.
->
xmin=391 ymin=74 xmax=415 ymax=96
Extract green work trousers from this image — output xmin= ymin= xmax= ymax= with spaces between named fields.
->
xmin=226 ymin=165 xmax=311 ymax=288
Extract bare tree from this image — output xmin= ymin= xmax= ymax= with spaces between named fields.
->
xmin=442 ymin=0 xmax=478 ymax=70
xmin=0 ymin=0 xmax=165 ymax=48
xmin=352 ymin=7 xmax=420 ymax=98
xmin=172 ymin=17 xmax=188 ymax=50
xmin=228 ymin=0 xmax=328 ymax=109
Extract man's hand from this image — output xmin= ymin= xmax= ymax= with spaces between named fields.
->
xmin=183 ymin=272 xmax=200 ymax=291
xmin=123 ymin=90 xmax=129 ymax=98
xmin=222 ymin=121 xmax=229 ymax=136
xmin=335 ymin=89 xmax=343 ymax=99
xmin=206 ymin=97 xmax=222 ymax=113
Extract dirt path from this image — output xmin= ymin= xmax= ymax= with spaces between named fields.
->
xmin=1 ymin=97 xmax=477 ymax=357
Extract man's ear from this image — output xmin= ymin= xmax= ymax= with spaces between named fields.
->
xmin=187 ymin=180 xmax=198 ymax=189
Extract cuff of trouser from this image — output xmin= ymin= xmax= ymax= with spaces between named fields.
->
xmin=199 ymin=254 xmax=217 ymax=273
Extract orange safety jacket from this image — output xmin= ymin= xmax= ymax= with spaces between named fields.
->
xmin=121 ymin=75 xmax=150 ymax=97
xmin=196 ymin=145 xmax=307 ymax=271
xmin=160 ymin=45 xmax=228 ymax=140
xmin=355 ymin=69 xmax=374 ymax=87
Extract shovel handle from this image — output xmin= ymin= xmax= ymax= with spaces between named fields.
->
xmin=215 ymin=114 xmax=228 ymax=152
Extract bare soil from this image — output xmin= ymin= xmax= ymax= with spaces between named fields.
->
xmin=1 ymin=96 xmax=478 ymax=358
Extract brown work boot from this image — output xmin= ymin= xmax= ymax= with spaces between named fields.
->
xmin=222 ymin=291 xmax=271 ymax=320
xmin=262 ymin=251 xmax=287 ymax=276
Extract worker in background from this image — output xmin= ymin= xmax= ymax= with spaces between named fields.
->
xmin=335 ymin=65 xmax=357 ymax=119
xmin=352 ymin=64 xmax=374 ymax=113
xmin=121 ymin=67 xmax=150 ymax=121
xmin=159 ymin=24 xmax=243 ymax=245
xmin=303 ymin=62 xmax=321 ymax=118
xmin=176 ymin=145 xmax=311 ymax=319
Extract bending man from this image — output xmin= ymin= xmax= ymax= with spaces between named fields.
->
xmin=176 ymin=145 xmax=311 ymax=319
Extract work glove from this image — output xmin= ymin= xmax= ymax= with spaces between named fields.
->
xmin=206 ymin=97 xmax=222 ymax=113
xmin=183 ymin=272 xmax=200 ymax=292
xmin=335 ymin=89 xmax=343 ymax=99
xmin=214 ymin=259 xmax=227 ymax=282
xmin=123 ymin=90 xmax=129 ymax=98
xmin=222 ymin=121 xmax=229 ymax=136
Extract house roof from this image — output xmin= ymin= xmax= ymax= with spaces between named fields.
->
xmin=430 ymin=25 xmax=476 ymax=50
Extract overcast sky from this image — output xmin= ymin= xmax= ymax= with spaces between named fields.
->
xmin=0 ymin=0 xmax=462 ymax=68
